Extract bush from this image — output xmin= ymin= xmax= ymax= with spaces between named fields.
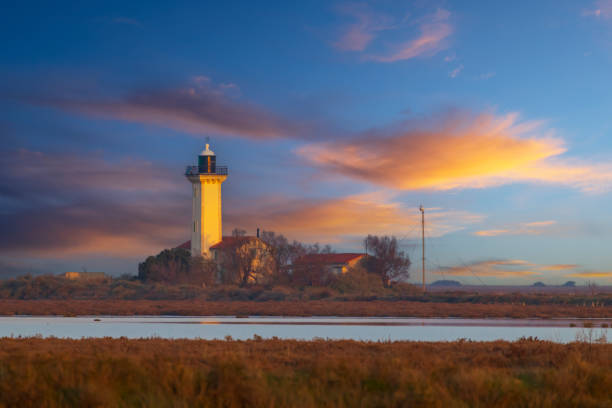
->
xmin=138 ymin=248 xmax=217 ymax=286
xmin=330 ymin=266 xmax=384 ymax=295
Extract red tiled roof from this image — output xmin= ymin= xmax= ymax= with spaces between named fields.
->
xmin=293 ymin=253 xmax=365 ymax=265
xmin=177 ymin=240 xmax=191 ymax=249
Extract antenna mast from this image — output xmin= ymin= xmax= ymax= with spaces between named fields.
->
xmin=419 ymin=205 xmax=426 ymax=292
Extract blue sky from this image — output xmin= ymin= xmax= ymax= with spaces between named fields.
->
xmin=2 ymin=0 xmax=612 ymax=284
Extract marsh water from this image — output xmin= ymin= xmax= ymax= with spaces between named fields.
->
xmin=1 ymin=316 xmax=609 ymax=343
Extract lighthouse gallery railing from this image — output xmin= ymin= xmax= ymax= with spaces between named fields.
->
xmin=185 ymin=165 xmax=228 ymax=176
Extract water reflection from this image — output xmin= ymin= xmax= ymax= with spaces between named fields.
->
xmin=0 ymin=316 xmax=609 ymax=343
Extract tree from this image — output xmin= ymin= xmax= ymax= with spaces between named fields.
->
xmin=364 ymin=235 xmax=411 ymax=287
xmin=138 ymin=248 xmax=191 ymax=283
xmin=260 ymin=230 xmax=292 ymax=271
xmin=260 ymin=230 xmax=336 ymax=285
xmin=216 ymin=236 xmax=275 ymax=286
xmin=260 ymin=231 xmax=308 ymax=277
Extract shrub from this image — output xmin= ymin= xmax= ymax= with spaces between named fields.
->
xmin=138 ymin=248 xmax=217 ymax=285
xmin=329 ymin=266 xmax=383 ymax=295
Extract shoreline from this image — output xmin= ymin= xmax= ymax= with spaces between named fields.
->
xmin=1 ymin=299 xmax=611 ymax=319
xmin=2 ymin=315 xmax=612 ymax=328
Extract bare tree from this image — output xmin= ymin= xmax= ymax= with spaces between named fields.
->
xmin=217 ymin=238 xmax=273 ymax=286
xmin=260 ymin=231 xmax=310 ymax=270
xmin=260 ymin=230 xmax=336 ymax=285
xmin=364 ymin=235 xmax=411 ymax=287
xmin=260 ymin=230 xmax=292 ymax=270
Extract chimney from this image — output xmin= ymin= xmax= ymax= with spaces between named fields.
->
xmin=256 ymin=228 xmax=260 ymax=238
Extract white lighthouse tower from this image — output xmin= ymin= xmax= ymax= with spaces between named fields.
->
xmin=185 ymin=144 xmax=228 ymax=256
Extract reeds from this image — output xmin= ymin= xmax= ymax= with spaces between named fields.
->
xmin=0 ymin=338 xmax=610 ymax=407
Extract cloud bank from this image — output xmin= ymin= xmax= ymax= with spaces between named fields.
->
xmin=298 ymin=111 xmax=612 ymax=192
xmin=27 ymin=78 xmax=294 ymax=140
xmin=0 ymin=149 xmax=188 ymax=257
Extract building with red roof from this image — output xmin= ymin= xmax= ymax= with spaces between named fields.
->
xmin=177 ymin=236 xmax=274 ymax=284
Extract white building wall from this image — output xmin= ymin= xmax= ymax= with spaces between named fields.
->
xmin=188 ymin=174 xmax=226 ymax=256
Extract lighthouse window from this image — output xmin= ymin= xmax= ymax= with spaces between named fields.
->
xmin=193 ymin=222 xmax=195 ymax=232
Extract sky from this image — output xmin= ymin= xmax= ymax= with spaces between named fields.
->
xmin=2 ymin=0 xmax=612 ymax=285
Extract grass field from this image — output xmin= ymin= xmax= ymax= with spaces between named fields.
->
xmin=0 ymin=337 xmax=610 ymax=407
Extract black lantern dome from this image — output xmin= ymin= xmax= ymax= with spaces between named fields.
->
xmin=198 ymin=144 xmax=216 ymax=174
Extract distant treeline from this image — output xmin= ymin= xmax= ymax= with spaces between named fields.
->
xmin=0 ymin=338 xmax=610 ymax=407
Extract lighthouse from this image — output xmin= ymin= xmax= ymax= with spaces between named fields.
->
xmin=185 ymin=144 xmax=228 ymax=256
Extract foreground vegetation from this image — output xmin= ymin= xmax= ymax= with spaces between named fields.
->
xmin=0 ymin=337 xmax=610 ymax=407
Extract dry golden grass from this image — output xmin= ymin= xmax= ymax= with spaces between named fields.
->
xmin=1 ymin=299 xmax=611 ymax=318
xmin=0 ymin=338 xmax=610 ymax=407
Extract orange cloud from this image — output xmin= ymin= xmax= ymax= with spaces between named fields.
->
xmin=437 ymin=260 xmax=601 ymax=279
xmin=567 ymin=271 xmax=612 ymax=278
xmin=474 ymin=229 xmax=510 ymax=237
xmin=475 ymin=220 xmax=557 ymax=237
xmin=369 ymin=9 xmax=452 ymax=62
xmin=541 ymin=264 xmax=580 ymax=271
xmin=436 ymin=259 xmax=541 ymax=277
xmin=226 ymin=194 xmax=482 ymax=243
xmin=298 ymin=111 xmax=612 ymax=192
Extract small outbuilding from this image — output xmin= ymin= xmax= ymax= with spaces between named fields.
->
xmin=63 ymin=271 xmax=107 ymax=280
